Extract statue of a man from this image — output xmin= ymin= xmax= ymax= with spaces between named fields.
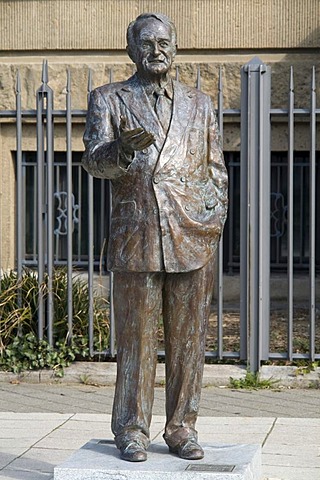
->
xmin=82 ymin=12 xmax=228 ymax=463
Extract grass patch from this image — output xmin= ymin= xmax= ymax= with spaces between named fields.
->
xmin=229 ymin=370 xmax=279 ymax=390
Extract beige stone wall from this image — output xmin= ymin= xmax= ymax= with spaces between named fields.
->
xmin=1 ymin=53 xmax=319 ymax=111
xmin=0 ymin=124 xmax=16 ymax=271
xmin=1 ymin=0 xmax=319 ymax=50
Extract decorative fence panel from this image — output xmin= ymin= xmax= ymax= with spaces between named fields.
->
xmin=0 ymin=58 xmax=319 ymax=370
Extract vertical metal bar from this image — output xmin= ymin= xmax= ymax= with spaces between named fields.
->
xmin=240 ymin=58 xmax=271 ymax=372
xmin=287 ymin=67 xmax=294 ymax=360
xmin=309 ymin=66 xmax=316 ymax=361
xmin=36 ymin=69 xmax=45 ymax=340
xmin=228 ymin=155 xmax=234 ymax=274
xmin=240 ymin=66 xmax=249 ymax=362
xmin=299 ymin=163 xmax=305 ymax=264
xmin=259 ymin=64 xmax=271 ymax=361
xmin=247 ymin=64 xmax=258 ymax=372
xmin=15 ymin=71 xmax=23 ymax=335
xmin=109 ymin=273 xmax=115 ymax=356
xmin=45 ymin=62 xmax=54 ymax=347
xmin=88 ymin=175 xmax=94 ymax=355
xmin=217 ymin=67 xmax=224 ymax=359
xmin=108 ymin=182 xmax=115 ymax=357
xmin=55 ymin=165 xmax=59 ymax=261
xmin=276 ymin=162 xmax=281 ymax=265
xmin=100 ymin=180 xmax=105 ymax=250
xmin=77 ymin=166 xmax=82 ymax=262
xmin=16 ymin=72 xmax=23 ymax=278
xmin=66 ymin=69 xmax=73 ymax=341
xmin=87 ymin=69 xmax=95 ymax=356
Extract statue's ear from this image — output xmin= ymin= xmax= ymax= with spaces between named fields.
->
xmin=126 ymin=45 xmax=136 ymax=63
xmin=172 ymin=44 xmax=177 ymax=59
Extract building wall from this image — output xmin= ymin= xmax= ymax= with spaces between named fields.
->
xmin=1 ymin=0 xmax=320 ymax=51
xmin=0 ymin=0 xmax=320 ymax=269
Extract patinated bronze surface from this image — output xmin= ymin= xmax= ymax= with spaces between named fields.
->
xmin=82 ymin=13 xmax=228 ymax=462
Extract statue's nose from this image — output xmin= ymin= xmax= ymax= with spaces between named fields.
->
xmin=152 ymin=43 xmax=161 ymax=56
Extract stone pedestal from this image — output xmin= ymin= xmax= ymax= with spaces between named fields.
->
xmin=54 ymin=439 xmax=262 ymax=480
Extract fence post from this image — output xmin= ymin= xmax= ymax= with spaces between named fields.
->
xmin=240 ymin=57 xmax=271 ymax=373
xmin=36 ymin=60 xmax=54 ymax=344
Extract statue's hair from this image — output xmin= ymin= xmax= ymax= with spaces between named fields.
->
xmin=126 ymin=13 xmax=177 ymax=49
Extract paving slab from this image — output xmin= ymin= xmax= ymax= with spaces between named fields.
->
xmin=54 ymin=440 xmax=262 ymax=480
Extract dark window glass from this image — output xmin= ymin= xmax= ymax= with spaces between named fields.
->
xmin=21 ymin=152 xmax=110 ymax=271
xmin=223 ymin=151 xmax=320 ymax=272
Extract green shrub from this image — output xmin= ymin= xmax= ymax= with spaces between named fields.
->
xmin=0 ymin=268 xmax=110 ymax=374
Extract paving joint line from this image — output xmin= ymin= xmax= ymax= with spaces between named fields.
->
xmin=151 ymin=427 xmax=165 ymax=442
xmin=42 ymin=413 xmax=76 ymax=437
xmin=262 ymin=417 xmax=277 ymax=448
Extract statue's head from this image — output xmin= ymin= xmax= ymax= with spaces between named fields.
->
xmin=126 ymin=13 xmax=177 ymax=78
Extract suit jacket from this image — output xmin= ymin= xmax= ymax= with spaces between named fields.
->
xmin=82 ymin=74 xmax=228 ymax=273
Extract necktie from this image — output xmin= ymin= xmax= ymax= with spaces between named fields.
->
xmin=154 ymin=88 xmax=171 ymax=133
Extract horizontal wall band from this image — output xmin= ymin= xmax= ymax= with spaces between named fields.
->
xmin=0 ymin=0 xmax=319 ymax=51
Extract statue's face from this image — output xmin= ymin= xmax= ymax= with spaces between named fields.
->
xmin=129 ymin=18 xmax=176 ymax=77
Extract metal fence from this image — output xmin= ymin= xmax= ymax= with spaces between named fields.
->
xmin=0 ymin=58 xmax=319 ymax=370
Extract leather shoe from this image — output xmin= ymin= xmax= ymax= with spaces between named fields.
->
xmin=120 ymin=441 xmax=147 ymax=462
xmin=169 ymin=439 xmax=204 ymax=460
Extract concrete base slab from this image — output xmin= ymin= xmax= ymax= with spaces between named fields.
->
xmin=54 ymin=439 xmax=262 ymax=480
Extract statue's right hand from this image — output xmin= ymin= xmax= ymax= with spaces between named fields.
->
xmin=119 ymin=116 xmax=155 ymax=153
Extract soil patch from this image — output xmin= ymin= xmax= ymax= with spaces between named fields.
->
xmin=158 ymin=310 xmax=320 ymax=356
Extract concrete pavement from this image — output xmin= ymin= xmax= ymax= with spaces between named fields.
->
xmin=0 ymin=365 xmax=319 ymax=480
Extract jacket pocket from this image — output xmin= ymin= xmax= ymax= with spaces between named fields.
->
xmin=187 ymin=128 xmax=205 ymax=154
xmin=112 ymin=200 xmax=138 ymax=219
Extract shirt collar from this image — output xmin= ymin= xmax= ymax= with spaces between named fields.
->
xmin=138 ymin=76 xmax=173 ymax=100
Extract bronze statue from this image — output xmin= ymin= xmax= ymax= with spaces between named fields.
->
xmin=82 ymin=13 xmax=228 ymax=463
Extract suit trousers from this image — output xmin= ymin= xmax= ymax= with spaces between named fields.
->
xmin=111 ymin=257 xmax=215 ymax=450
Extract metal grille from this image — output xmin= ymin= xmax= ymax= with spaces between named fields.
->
xmin=224 ymin=151 xmax=320 ymax=272
xmin=21 ymin=152 xmax=110 ymax=268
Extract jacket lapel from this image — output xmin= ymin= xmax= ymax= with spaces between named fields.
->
xmin=116 ymin=76 xmax=166 ymax=152
xmin=116 ymin=76 xmax=197 ymax=164
xmin=156 ymin=80 xmax=196 ymax=171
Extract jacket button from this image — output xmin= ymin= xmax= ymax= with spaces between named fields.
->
xmin=142 ymin=149 xmax=148 ymax=154
xmin=190 ymin=148 xmax=196 ymax=155
xmin=153 ymin=176 xmax=160 ymax=184
xmin=153 ymin=208 xmax=158 ymax=215
xmin=185 ymin=205 xmax=190 ymax=211
xmin=180 ymin=176 xmax=186 ymax=183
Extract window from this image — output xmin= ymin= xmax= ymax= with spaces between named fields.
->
xmin=223 ymin=151 xmax=320 ymax=272
xmin=21 ymin=152 xmax=110 ymax=270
